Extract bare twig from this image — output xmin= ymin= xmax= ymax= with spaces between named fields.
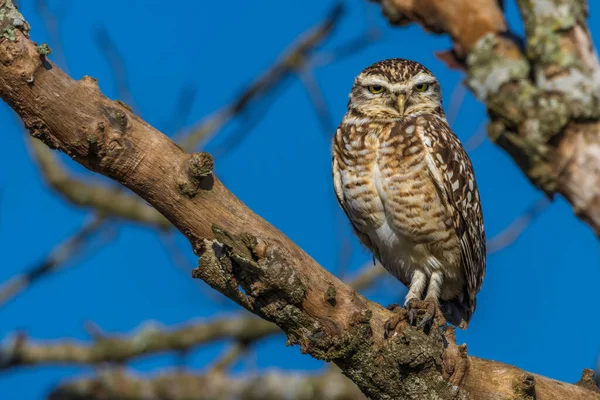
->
xmin=208 ymin=341 xmax=248 ymax=374
xmin=0 ymin=215 xmax=110 ymax=308
xmin=48 ymin=368 xmax=365 ymax=400
xmin=487 ymin=196 xmax=551 ymax=254
xmin=297 ymin=68 xmax=335 ymax=137
xmin=28 ymin=138 xmax=169 ymax=227
xmin=446 ymin=82 xmax=467 ymax=127
xmin=93 ymin=27 xmax=138 ymax=113
xmin=0 ymin=316 xmax=276 ymax=370
xmin=464 ymin=120 xmax=488 ymax=152
xmin=160 ymin=85 xmax=198 ymax=134
xmin=177 ymin=2 xmax=344 ymax=151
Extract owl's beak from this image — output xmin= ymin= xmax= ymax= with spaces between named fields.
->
xmin=396 ymin=94 xmax=406 ymax=115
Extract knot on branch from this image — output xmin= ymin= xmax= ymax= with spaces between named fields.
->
xmin=191 ymin=226 xmax=374 ymax=364
xmin=192 ymin=225 xmax=306 ymax=315
xmin=178 ymin=152 xmax=214 ymax=197
xmin=513 ymin=372 xmax=536 ymax=400
xmin=575 ymin=368 xmax=600 ymax=393
xmin=27 ymin=118 xmax=61 ymax=150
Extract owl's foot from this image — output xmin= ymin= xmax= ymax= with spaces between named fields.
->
xmin=384 ymin=303 xmax=407 ymax=339
xmin=406 ymin=298 xmax=446 ymax=331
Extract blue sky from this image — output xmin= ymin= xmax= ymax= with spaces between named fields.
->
xmin=1 ymin=0 xmax=599 ymax=398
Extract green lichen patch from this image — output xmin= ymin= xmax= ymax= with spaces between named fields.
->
xmin=466 ymin=34 xmax=530 ymax=101
xmin=37 ymin=43 xmax=51 ymax=56
xmin=0 ymin=0 xmax=30 ymax=41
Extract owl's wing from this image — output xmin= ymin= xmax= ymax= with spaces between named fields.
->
xmin=422 ymin=118 xmax=486 ymax=323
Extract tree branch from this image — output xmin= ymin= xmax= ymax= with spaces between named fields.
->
xmin=48 ymin=369 xmax=365 ymax=400
xmin=0 ymin=214 xmax=110 ymax=308
xmin=0 ymin=2 xmax=596 ymax=398
xmin=372 ymin=0 xmax=600 ymax=237
xmin=0 ymin=316 xmax=276 ymax=369
xmin=28 ymin=138 xmax=169 ymax=227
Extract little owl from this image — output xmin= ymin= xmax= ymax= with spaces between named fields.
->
xmin=332 ymin=59 xmax=485 ymax=333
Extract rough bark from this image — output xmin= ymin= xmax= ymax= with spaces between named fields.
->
xmin=0 ymin=1 xmax=597 ymax=399
xmin=373 ymin=0 xmax=600 ymax=236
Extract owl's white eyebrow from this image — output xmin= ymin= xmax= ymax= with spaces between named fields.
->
xmin=359 ymin=77 xmax=390 ymax=87
xmin=411 ymin=73 xmax=436 ymax=85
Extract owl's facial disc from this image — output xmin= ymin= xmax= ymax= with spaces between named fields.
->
xmin=349 ymin=72 xmax=441 ymax=119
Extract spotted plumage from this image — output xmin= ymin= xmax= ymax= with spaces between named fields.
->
xmin=332 ymin=59 xmax=485 ymax=329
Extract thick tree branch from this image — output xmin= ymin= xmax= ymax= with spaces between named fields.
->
xmin=0 ymin=2 xmax=596 ymax=398
xmin=373 ymin=0 xmax=600 ymax=236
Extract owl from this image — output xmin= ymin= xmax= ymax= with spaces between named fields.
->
xmin=332 ymin=59 xmax=485 ymax=333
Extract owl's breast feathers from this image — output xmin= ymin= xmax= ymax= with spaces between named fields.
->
xmin=332 ymin=112 xmax=485 ymax=326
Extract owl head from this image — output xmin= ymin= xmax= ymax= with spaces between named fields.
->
xmin=348 ymin=59 xmax=443 ymax=119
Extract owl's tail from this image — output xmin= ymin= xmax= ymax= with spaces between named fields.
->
xmin=439 ymin=297 xmax=474 ymax=329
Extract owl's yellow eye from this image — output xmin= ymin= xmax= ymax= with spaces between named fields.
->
xmin=414 ymin=83 xmax=429 ymax=92
xmin=368 ymin=85 xmax=385 ymax=94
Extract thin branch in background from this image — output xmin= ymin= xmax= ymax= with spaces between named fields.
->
xmin=0 ymin=316 xmax=277 ymax=370
xmin=311 ymin=0 xmax=382 ymax=66
xmin=208 ymin=341 xmax=248 ymax=374
xmin=297 ymin=68 xmax=335 ymax=138
xmin=28 ymin=137 xmax=169 ymax=227
xmin=310 ymin=26 xmax=381 ymax=66
xmin=48 ymin=368 xmax=365 ymax=400
xmin=487 ymin=196 xmax=552 ymax=254
xmin=93 ymin=27 xmax=139 ymax=113
xmin=209 ymin=82 xmax=292 ymax=159
xmin=446 ymin=82 xmax=467 ymax=128
xmin=347 ymin=262 xmax=386 ymax=291
xmin=464 ymin=120 xmax=489 ymax=152
xmin=35 ymin=0 xmax=69 ymax=73
xmin=335 ymin=226 xmax=354 ymax=280
xmin=160 ymin=85 xmax=198 ymax=135
xmin=0 ymin=215 xmax=111 ymax=308
xmin=177 ymin=2 xmax=345 ymax=152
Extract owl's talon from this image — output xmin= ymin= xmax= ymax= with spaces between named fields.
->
xmin=384 ymin=304 xmax=407 ymax=339
xmin=416 ymin=301 xmax=437 ymax=331
xmin=406 ymin=298 xmax=445 ymax=332
xmin=408 ymin=308 xmax=418 ymax=326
